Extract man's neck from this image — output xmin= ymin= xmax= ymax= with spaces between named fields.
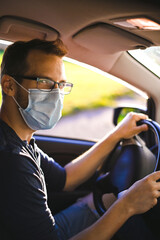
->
xmin=0 ymin=102 xmax=35 ymax=143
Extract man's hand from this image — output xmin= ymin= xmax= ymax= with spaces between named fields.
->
xmin=122 ymin=171 xmax=160 ymax=216
xmin=115 ymin=112 xmax=148 ymax=140
xmin=64 ymin=112 xmax=149 ymax=191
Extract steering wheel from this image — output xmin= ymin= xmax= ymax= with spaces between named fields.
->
xmin=93 ymin=119 xmax=160 ymax=216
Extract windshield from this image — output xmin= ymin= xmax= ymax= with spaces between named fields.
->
xmin=129 ymin=46 xmax=160 ymax=78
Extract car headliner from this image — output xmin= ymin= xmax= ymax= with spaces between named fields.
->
xmin=0 ymin=0 xmax=160 ymax=120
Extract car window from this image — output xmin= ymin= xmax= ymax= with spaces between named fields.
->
xmin=0 ymin=41 xmax=147 ymax=141
xmin=37 ymin=58 xmax=147 ymax=141
xmin=129 ymin=46 xmax=160 ymax=78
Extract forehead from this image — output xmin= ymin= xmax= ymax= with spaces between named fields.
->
xmin=25 ymin=49 xmax=64 ymax=77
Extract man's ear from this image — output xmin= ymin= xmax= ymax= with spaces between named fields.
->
xmin=1 ymin=75 xmax=16 ymax=96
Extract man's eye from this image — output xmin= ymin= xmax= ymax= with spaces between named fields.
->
xmin=59 ymin=82 xmax=65 ymax=89
xmin=38 ymin=79 xmax=48 ymax=84
xmin=39 ymin=79 xmax=53 ymax=85
xmin=40 ymin=80 xmax=47 ymax=83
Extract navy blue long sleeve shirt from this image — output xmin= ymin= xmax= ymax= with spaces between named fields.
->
xmin=0 ymin=120 xmax=66 ymax=240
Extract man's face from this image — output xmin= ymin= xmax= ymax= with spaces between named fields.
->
xmin=15 ymin=50 xmax=66 ymax=109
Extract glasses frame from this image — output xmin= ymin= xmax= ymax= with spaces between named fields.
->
xmin=11 ymin=75 xmax=73 ymax=95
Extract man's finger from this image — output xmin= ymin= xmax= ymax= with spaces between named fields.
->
xmin=150 ymin=171 xmax=160 ymax=181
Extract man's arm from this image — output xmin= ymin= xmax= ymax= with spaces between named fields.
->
xmin=64 ymin=112 xmax=148 ymax=191
xmin=70 ymin=171 xmax=160 ymax=240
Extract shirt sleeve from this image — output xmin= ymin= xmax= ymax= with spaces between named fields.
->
xmin=0 ymin=151 xmax=60 ymax=240
xmin=38 ymin=147 xmax=66 ymax=191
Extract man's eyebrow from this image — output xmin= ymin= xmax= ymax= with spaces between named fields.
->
xmin=59 ymin=79 xmax=67 ymax=83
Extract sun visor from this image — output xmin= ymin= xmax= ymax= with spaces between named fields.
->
xmin=0 ymin=16 xmax=59 ymax=42
xmin=73 ymin=23 xmax=152 ymax=54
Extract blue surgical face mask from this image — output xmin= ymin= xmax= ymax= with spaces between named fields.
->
xmin=13 ymin=80 xmax=64 ymax=130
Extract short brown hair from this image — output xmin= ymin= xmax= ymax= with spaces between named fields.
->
xmin=1 ymin=38 xmax=68 ymax=81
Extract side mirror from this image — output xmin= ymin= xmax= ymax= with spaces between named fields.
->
xmin=113 ymin=107 xmax=147 ymax=126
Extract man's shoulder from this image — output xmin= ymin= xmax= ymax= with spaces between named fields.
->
xmin=0 ymin=123 xmax=38 ymax=169
xmin=0 ymin=123 xmax=8 ymax=150
xmin=0 ymin=120 xmax=27 ymax=152
xmin=0 ymin=122 xmax=17 ymax=152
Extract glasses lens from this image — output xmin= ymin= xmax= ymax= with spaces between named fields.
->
xmin=60 ymin=83 xmax=72 ymax=94
xmin=37 ymin=78 xmax=54 ymax=91
xmin=38 ymin=78 xmax=73 ymax=94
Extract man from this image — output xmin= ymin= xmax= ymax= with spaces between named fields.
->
xmin=0 ymin=38 xmax=160 ymax=240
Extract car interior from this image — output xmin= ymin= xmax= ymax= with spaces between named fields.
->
xmin=1 ymin=0 xmax=160 ymax=238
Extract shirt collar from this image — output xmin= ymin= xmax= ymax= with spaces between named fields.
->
xmin=0 ymin=119 xmax=35 ymax=147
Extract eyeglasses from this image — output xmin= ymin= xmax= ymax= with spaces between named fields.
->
xmin=12 ymin=75 xmax=73 ymax=95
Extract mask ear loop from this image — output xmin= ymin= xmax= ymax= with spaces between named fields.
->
xmin=11 ymin=77 xmax=29 ymax=93
xmin=12 ymin=96 xmax=21 ymax=108
xmin=11 ymin=77 xmax=29 ymax=109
